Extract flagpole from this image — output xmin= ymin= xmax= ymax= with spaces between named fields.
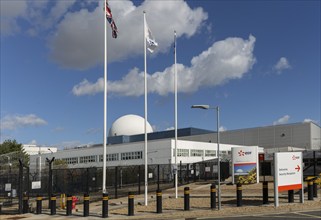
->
xmin=102 ymin=0 xmax=108 ymax=193
xmin=143 ymin=11 xmax=148 ymax=206
xmin=174 ymin=30 xmax=178 ymax=199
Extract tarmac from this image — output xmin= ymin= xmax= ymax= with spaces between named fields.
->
xmin=1 ymin=181 xmax=320 ymax=220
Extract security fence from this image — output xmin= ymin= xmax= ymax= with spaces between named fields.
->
xmin=1 ymin=150 xmax=320 ymax=214
xmin=0 ymin=160 xmax=226 ymax=207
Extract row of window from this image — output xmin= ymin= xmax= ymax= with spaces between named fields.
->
xmin=61 ymin=149 xmax=230 ymax=165
xmin=62 ymin=151 xmax=143 ymax=164
xmin=173 ymin=149 xmax=231 ymax=157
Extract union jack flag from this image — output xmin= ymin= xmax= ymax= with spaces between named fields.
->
xmin=104 ymin=0 xmax=118 ymax=38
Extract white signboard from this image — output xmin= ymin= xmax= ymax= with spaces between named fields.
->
xmin=274 ymin=152 xmax=303 ymax=207
xmin=5 ymin=183 xmax=12 ymax=191
xmin=32 ymin=181 xmax=41 ymax=189
xmin=232 ymin=146 xmax=259 ymax=184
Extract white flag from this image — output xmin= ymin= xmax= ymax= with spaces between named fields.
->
xmin=144 ymin=18 xmax=158 ymax=53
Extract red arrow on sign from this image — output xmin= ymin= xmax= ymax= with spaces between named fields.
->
xmin=295 ymin=165 xmax=300 ymax=172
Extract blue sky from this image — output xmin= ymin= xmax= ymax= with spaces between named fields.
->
xmin=1 ymin=0 xmax=320 ymax=149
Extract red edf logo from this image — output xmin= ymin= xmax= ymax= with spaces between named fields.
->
xmin=238 ymin=150 xmax=252 ymax=156
xmin=292 ymin=155 xmax=300 ymax=160
xmin=238 ymin=150 xmax=245 ymax=156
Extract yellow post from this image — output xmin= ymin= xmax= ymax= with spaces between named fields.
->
xmin=61 ymin=194 xmax=66 ymax=209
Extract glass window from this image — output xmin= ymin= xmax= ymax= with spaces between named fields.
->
xmin=205 ymin=150 xmax=216 ymax=157
xmin=121 ymin=151 xmax=143 ymax=160
xmin=190 ymin=149 xmax=204 ymax=157
xmin=173 ymin=149 xmax=189 ymax=157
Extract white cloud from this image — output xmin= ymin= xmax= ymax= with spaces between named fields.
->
xmin=28 ymin=140 xmax=38 ymax=145
xmin=72 ymin=35 xmax=256 ymax=96
xmin=1 ymin=0 xmax=207 ymax=69
xmin=0 ymin=114 xmax=47 ymax=130
xmin=219 ymin=126 xmax=227 ymax=132
xmin=52 ymin=127 xmax=65 ymax=132
xmin=303 ymin=118 xmax=318 ymax=124
xmin=273 ymin=115 xmax=290 ymax=125
xmin=85 ymin=127 xmax=101 ymax=135
xmin=49 ymin=0 xmax=208 ymax=69
xmin=274 ymin=57 xmax=291 ymax=74
xmin=0 ymin=0 xmax=28 ymax=35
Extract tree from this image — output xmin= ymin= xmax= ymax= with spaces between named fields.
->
xmin=0 ymin=139 xmax=29 ymax=166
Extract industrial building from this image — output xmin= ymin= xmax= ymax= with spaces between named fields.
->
xmin=29 ymin=115 xmax=320 ymax=170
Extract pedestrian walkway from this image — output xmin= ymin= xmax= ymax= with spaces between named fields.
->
xmin=1 ymin=182 xmax=320 ymax=220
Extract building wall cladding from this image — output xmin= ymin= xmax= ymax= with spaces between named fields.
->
xmin=181 ymin=122 xmax=320 ymax=151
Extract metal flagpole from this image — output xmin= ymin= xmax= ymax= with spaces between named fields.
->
xmin=174 ymin=30 xmax=178 ymax=199
xmin=102 ymin=0 xmax=108 ymax=193
xmin=143 ymin=11 xmax=148 ymax=206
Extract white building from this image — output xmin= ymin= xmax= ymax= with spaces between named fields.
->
xmin=30 ymin=139 xmax=251 ymax=170
xmin=29 ymin=115 xmax=319 ymax=170
xmin=23 ymin=144 xmax=57 ymax=155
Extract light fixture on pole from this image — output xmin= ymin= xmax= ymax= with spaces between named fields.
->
xmin=191 ymin=104 xmax=221 ymax=210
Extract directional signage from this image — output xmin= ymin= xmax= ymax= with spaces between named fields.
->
xmin=274 ymin=152 xmax=304 ymax=207
xmin=275 ymin=152 xmax=303 ymax=192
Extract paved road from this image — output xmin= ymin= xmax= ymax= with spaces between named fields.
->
xmin=198 ymin=210 xmax=321 ymax=219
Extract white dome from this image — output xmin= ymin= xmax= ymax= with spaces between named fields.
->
xmin=109 ymin=114 xmax=153 ymax=137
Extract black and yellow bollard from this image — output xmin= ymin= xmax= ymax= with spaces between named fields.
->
xmin=66 ymin=194 xmax=72 ymax=216
xmin=210 ymin=184 xmax=216 ymax=209
xmin=308 ymin=180 xmax=314 ymax=200
xmin=288 ymin=190 xmax=294 ymax=203
xmin=36 ymin=195 xmax=42 ymax=214
xmin=50 ymin=194 xmax=56 ymax=215
xmin=128 ymin=192 xmax=134 ymax=216
xmin=102 ymin=193 xmax=108 ymax=218
xmin=83 ymin=193 xmax=90 ymax=217
xmin=236 ymin=183 xmax=242 ymax=207
xmin=313 ymin=179 xmax=318 ymax=198
xmin=184 ymin=187 xmax=190 ymax=211
xmin=22 ymin=193 xmax=29 ymax=213
xmin=156 ymin=189 xmax=162 ymax=213
xmin=262 ymin=181 xmax=269 ymax=204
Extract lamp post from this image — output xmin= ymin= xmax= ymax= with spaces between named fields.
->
xmin=191 ymin=105 xmax=221 ymax=210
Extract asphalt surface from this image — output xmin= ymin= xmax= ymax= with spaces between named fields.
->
xmin=198 ymin=210 xmax=321 ymax=219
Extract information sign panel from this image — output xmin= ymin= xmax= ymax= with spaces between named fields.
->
xmin=274 ymin=152 xmax=303 ymax=207
xmin=232 ymin=146 xmax=259 ymax=184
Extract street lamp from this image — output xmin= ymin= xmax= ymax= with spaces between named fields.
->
xmin=191 ymin=104 xmax=221 ymax=210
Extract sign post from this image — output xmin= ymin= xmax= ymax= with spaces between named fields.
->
xmin=274 ymin=152 xmax=303 ymax=207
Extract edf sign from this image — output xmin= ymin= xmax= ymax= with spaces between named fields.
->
xmin=274 ymin=152 xmax=304 ymax=207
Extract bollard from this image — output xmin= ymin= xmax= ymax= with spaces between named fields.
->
xmin=128 ymin=192 xmax=134 ymax=216
xmin=313 ymin=179 xmax=318 ymax=198
xmin=83 ymin=193 xmax=90 ymax=217
xmin=50 ymin=194 xmax=56 ymax=215
xmin=262 ymin=181 xmax=269 ymax=204
xmin=102 ymin=193 xmax=109 ymax=218
xmin=22 ymin=193 xmax=29 ymax=213
xmin=36 ymin=195 xmax=42 ymax=214
xmin=236 ymin=183 xmax=242 ymax=207
xmin=308 ymin=180 xmax=313 ymax=200
xmin=66 ymin=194 xmax=72 ymax=216
xmin=210 ymin=184 xmax=216 ymax=209
xmin=288 ymin=190 xmax=294 ymax=203
xmin=184 ymin=187 xmax=190 ymax=211
xmin=156 ymin=189 xmax=162 ymax=213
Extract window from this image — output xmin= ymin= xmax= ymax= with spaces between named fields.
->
xmin=79 ymin=155 xmax=96 ymax=163
xmin=121 ymin=151 xmax=142 ymax=160
xmin=99 ymin=153 xmax=119 ymax=162
xmin=190 ymin=149 xmax=204 ymax=157
xmin=173 ymin=149 xmax=189 ymax=157
xmin=205 ymin=150 xmax=216 ymax=157
xmin=63 ymin=157 xmax=78 ymax=164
